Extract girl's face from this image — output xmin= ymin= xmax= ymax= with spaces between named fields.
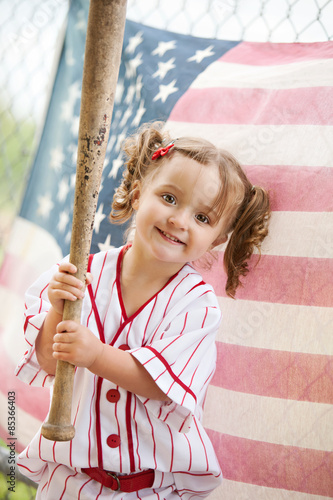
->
xmin=131 ymin=153 xmax=228 ymax=270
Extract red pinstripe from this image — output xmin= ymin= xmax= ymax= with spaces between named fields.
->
xmin=143 ymin=296 xmax=157 ymax=345
xmin=59 ymin=471 xmax=79 ymax=499
xmin=47 ymin=463 xmax=62 ymax=492
xmin=144 ymin=405 xmax=157 ymax=469
xmin=184 ymin=433 xmax=192 ymax=470
xmin=163 ymin=274 xmax=188 ymax=317
xmin=145 ymin=346 xmax=197 ymax=402
xmin=88 ymin=374 xmax=97 ymax=468
xmin=167 ymin=424 xmax=174 ymax=471
xmin=78 ymin=477 xmax=94 ymax=498
xmin=102 ymin=279 xmax=117 ymax=328
xmin=194 ymin=419 xmax=209 ymax=472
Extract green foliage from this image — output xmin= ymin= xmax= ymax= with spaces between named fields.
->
xmin=0 ymin=108 xmax=36 ymax=265
xmin=0 ymin=441 xmax=36 ymax=500
xmin=0 ymin=472 xmax=36 ymax=500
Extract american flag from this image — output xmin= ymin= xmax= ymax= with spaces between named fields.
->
xmin=0 ymin=0 xmax=332 ymax=497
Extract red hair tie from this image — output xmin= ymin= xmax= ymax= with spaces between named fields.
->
xmin=151 ymin=142 xmax=175 ymax=160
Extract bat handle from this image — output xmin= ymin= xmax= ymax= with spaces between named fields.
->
xmin=41 ymin=360 xmax=76 ymax=441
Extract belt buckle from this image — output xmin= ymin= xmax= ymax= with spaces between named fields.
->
xmin=106 ymin=471 xmax=121 ymax=491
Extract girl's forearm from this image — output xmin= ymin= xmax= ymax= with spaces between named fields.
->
xmin=35 ymin=307 xmax=62 ymax=375
xmin=89 ymin=344 xmax=170 ymax=402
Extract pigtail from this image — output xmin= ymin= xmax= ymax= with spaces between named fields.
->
xmin=110 ymin=122 xmax=171 ymax=224
xmin=224 ymin=185 xmax=271 ymax=298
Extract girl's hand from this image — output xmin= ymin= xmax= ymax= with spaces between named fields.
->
xmin=48 ymin=262 xmax=93 ymax=316
xmin=53 ymin=320 xmax=103 ymax=368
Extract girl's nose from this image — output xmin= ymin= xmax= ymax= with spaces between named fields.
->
xmin=168 ymin=210 xmax=190 ymax=230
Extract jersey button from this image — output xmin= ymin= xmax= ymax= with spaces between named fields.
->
xmin=106 ymin=389 xmax=120 ymax=403
xmin=119 ymin=344 xmax=130 ymax=351
xmin=107 ymin=434 xmax=121 ymax=448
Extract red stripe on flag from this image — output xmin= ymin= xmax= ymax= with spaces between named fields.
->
xmin=243 ymin=165 xmax=333 ymax=212
xmin=198 ymin=254 xmax=333 ymax=307
xmin=169 ymin=87 xmax=333 ymax=125
xmin=219 ymin=41 xmax=333 ymax=65
xmin=207 ymin=430 xmax=333 ymax=496
xmin=213 ymin=342 xmax=333 ymax=404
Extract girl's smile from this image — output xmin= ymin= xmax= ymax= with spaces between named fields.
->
xmin=157 ymin=228 xmax=186 ymax=245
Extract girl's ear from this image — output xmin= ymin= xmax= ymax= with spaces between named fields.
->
xmin=131 ymin=180 xmax=141 ymax=210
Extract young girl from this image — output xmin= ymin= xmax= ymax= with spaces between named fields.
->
xmin=16 ymin=122 xmax=270 ymax=499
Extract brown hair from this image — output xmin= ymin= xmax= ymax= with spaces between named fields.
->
xmin=110 ymin=121 xmax=271 ymax=298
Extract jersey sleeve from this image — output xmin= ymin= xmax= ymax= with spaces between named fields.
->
xmin=130 ymin=286 xmax=221 ymax=433
xmin=15 ymin=260 xmax=66 ymax=388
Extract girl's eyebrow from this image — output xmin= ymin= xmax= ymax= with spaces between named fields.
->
xmin=159 ymin=183 xmax=183 ymax=193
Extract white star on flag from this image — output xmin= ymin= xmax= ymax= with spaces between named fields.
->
xmin=152 ymin=40 xmax=176 ymax=57
xmin=57 ymin=177 xmax=70 ymax=202
xmin=115 ymin=79 xmax=125 ymax=104
xmin=120 ymin=106 xmax=133 ymax=128
xmin=132 ymin=99 xmax=146 ymax=127
xmin=126 ymin=31 xmax=143 ymax=54
xmin=98 ymin=234 xmax=114 ymax=252
xmin=37 ymin=193 xmax=54 ymax=218
xmin=125 ymin=52 xmax=143 ymax=78
xmin=109 ymin=153 xmax=124 ymax=179
xmin=50 ymin=147 xmax=65 ymax=172
xmin=75 ymin=9 xmax=87 ymax=33
xmin=58 ymin=210 xmax=70 ymax=233
xmin=71 ymin=115 xmax=80 ymax=136
xmin=153 ymin=79 xmax=178 ymax=103
xmin=94 ymin=203 xmax=106 ymax=234
xmin=153 ymin=58 xmax=176 ymax=80
xmin=60 ymin=81 xmax=81 ymax=123
xmin=187 ymin=45 xmax=215 ymax=63
xmin=65 ymin=47 xmax=75 ymax=67
xmin=125 ymin=84 xmax=136 ymax=105
xmin=135 ymin=74 xmax=143 ymax=100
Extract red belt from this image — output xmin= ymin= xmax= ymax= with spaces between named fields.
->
xmin=82 ymin=467 xmax=154 ymax=492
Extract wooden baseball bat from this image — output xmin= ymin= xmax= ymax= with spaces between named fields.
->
xmin=41 ymin=0 xmax=127 ymax=442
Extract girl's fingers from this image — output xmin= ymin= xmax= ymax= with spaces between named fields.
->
xmin=53 ymin=271 xmax=83 ymax=290
xmin=56 ymin=320 xmax=78 ymax=334
xmin=58 ymin=262 xmax=77 ymax=274
xmin=86 ymin=272 xmax=93 ymax=285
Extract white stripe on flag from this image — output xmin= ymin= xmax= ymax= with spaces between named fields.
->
xmin=192 ymin=59 xmax=333 ymax=89
xmin=166 ymin=122 xmax=333 ymax=167
xmin=216 ymin=298 xmax=333 ymax=356
xmin=204 ymin=385 xmax=333 ymax=451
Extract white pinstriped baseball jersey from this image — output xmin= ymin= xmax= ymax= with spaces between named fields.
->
xmin=16 ymin=245 xmax=222 ymax=498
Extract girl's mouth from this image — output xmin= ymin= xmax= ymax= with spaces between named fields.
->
xmin=157 ymin=228 xmax=185 ymax=245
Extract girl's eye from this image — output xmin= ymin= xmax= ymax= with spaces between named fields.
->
xmin=196 ymin=213 xmax=210 ymax=224
xmin=162 ymin=194 xmax=176 ymax=205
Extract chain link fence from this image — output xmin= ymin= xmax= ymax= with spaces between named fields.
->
xmin=0 ymin=0 xmax=332 ymax=263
